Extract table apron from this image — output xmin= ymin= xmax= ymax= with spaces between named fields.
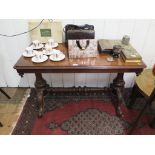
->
xmin=16 ymin=68 xmax=144 ymax=74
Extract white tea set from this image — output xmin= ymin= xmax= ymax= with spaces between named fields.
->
xmin=22 ymin=39 xmax=65 ymax=63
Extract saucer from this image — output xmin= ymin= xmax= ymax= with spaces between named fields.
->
xmin=45 ymin=43 xmax=58 ymax=48
xmin=23 ymin=51 xmax=35 ymax=57
xmin=31 ymin=44 xmax=44 ymax=50
xmin=32 ymin=55 xmax=48 ymax=63
xmin=49 ymin=53 xmax=65 ymax=62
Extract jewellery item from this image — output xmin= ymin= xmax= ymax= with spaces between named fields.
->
xmin=107 ymin=57 xmax=114 ymax=62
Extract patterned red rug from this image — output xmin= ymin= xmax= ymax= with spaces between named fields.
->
xmin=12 ymin=89 xmax=155 ymax=135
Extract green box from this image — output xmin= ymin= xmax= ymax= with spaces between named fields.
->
xmin=40 ymin=29 xmax=52 ymax=37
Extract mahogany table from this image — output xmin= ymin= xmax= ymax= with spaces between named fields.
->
xmin=14 ymin=43 xmax=146 ymax=117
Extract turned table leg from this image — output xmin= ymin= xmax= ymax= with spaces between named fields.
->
xmin=110 ymin=73 xmax=125 ymax=117
xmin=35 ymin=73 xmax=49 ymax=117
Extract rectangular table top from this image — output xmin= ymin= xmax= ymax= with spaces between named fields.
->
xmin=14 ymin=43 xmax=146 ymax=74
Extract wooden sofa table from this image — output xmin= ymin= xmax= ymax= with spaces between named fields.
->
xmin=14 ymin=43 xmax=146 ymax=117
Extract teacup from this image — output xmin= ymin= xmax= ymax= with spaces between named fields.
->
xmin=35 ymin=52 xmax=43 ymax=60
xmin=32 ymin=40 xmax=40 ymax=47
xmin=25 ymin=47 xmax=33 ymax=55
xmin=51 ymin=50 xmax=60 ymax=59
xmin=52 ymin=53 xmax=59 ymax=59
xmin=45 ymin=44 xmax=53 ymax=54
xmin=48 ymin=38 xmax=54 ymax=46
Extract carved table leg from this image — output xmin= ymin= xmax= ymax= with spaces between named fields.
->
xmin=35 ymin=73 xmax=49 ymax=117
xmin=110 ymin=73 xmax=125 ymax=117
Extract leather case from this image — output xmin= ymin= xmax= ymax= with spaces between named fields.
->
xmin=64 ymin=24 xmax=95 ymax=47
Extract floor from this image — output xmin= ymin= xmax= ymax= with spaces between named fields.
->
xmin=0 ymin=88 xmax=30 ymax=135
xmin=1 ymin=87 xmax=155 ymax=135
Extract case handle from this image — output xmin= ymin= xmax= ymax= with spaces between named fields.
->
xmin=76 ymin=40 xmax=90 ymax=50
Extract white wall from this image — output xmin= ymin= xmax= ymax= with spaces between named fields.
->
xmin=0 ymin=19 xmax=155 ymax=88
